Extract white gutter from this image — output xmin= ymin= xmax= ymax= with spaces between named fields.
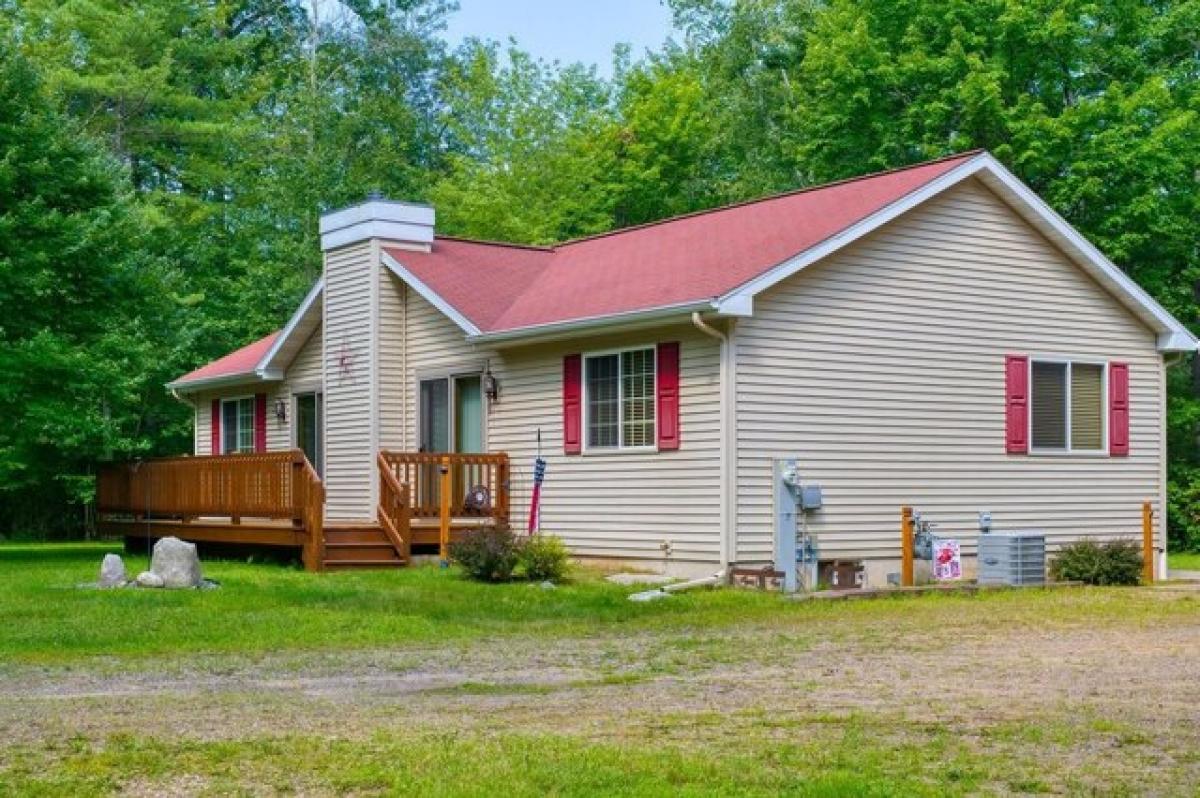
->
xmin=469 ymin=300 xmax=716 ymax=346
xmin=165 ymin=369 xmax=284 ymax=394
xmin=691 ymin=312 xmax=736 ymax=569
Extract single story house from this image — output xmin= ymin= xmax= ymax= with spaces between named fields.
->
xmin=152 ymin=150 xmax=1195 ymax=581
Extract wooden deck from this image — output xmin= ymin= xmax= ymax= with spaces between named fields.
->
xmin=97 ymin=450 xmax=510 ymax=571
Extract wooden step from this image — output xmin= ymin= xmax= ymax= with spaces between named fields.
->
xmin=323 ymin=558 xmax=409 ymax=570
xmin=323 ymin=542 xmax=403 ymax=561
xmin=325 ymin=525 xmax=389 ymax=544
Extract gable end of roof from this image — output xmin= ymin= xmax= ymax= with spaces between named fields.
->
xmin=714 ymin=152 xmax=1197 ymax=353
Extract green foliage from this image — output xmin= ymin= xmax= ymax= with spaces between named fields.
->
xmin=2 ymin=0 xmax=1199 ymax=542
xmin=518 ymin=534 xmax=571 ymax=581
xmin=450 ymin=527 xmax=522 ymax=582
xmin=1050 ymin=540 xmax=1144 ymax=586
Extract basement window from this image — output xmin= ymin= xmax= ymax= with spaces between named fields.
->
xmin=1030 ymin=360 xmax=1104 ymax=452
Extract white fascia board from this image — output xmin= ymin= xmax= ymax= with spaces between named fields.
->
xmin=715 ymin=152 xmax=1197 ymax=353
xmin=380 ymin=251 xmax=482 ymax=336
xmin=468 ymin=300 xmax=714 ymax=346
xmin=256 ymin=279 xmax=324 ymax=376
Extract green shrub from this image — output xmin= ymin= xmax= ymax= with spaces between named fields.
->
xmin=1050 ymin=539 xmax=1144 ymax=585
xmin=450 ymin=528 xmax=520 ymax=582
xmin=519 ymin=534 xmax=570 ymax=581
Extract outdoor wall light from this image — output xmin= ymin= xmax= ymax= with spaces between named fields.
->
xmin=274 ymin=398 xmax=288 ymax=424
xmin=484 ymin=361 xmax=500 ymax=404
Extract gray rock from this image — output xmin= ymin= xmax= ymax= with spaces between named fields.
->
xmin=150 ymin=537 xmax=202 ymax=588
xmin=135 ymin=570 xmax=165 ymax=588
xmin=98 ymin=553 xmax=126 ymax=587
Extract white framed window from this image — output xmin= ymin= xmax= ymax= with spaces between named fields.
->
xmin=1029 ymin=358 xmax=1106 ymax=453
xmin=584 ymin=347 xmax=656 ymax=450
xmin=221 ymin=396 xmax=256 ymax=454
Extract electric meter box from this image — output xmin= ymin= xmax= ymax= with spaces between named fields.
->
xmin=799 ymin=484 xmax=823 ymax=510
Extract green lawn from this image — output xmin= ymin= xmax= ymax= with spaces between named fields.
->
xmin=0 ymin=542 xmax=788 ymax=666
xmin=1168 ymin=550 xmax=1200 ymax=571
xmin=1 ymin=543 xmax=1198 ymax=796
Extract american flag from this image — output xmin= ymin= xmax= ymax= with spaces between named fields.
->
xmin=527 ymin=456 xmax=547 ymax=535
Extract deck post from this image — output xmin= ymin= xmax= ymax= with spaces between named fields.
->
xmin=1142 ymin=501 xmax=1154 ymax=584
xmin=900 ymin=506 xmax=914 ymax=587
xmin=439 ymin=455 xmax=452 ymax=563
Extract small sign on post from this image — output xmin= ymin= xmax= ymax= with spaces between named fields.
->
xmin=932 ymin=538 xmax=961 ymax=581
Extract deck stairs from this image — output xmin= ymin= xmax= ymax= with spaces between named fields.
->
xmin=323 ymin=522 xmax=407 ymax=569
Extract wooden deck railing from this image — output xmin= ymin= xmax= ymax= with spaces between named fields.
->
xmin=378 ymin=451 xmax=510 ymax=526
xmin=96 ymin=450 xmax=326 ymax=570
xmin=377 ymin=452 xmax=412 ymax=562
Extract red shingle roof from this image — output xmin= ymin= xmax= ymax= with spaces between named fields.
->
xmin=387 ymin=152 xmax=979 ymax=333
xmin=174 ymin=331 xmax=279 ymax=387
xmin=175 ymin=152 xmax=981 ymax=386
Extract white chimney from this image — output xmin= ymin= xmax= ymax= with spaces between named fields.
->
xmin=318 ymin=198 xmax=435 ymax=252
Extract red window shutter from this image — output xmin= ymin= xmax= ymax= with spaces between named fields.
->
xmin=656 ymin=342 xmax=681 ymax=450
xmin=563 ymin=355 xmax=582 ymax=455
xmin=1109 ymin=362 xmax=1130 ymax=456
xmin=254 ymin=393 xmax=268 ymax=453
xmin=211 ymin=399 xmax=221 ymax=455
xmin=1005 ymin=355 xmax=1028 ymax=454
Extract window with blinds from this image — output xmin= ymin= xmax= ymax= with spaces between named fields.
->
xmin=585 ymin=347 xmax=656 ymax=449
xmin=1029 ymin=360 xmax=1104 ymax=452
xmin=221 ymin=397 xmax=255 ymax=454
xmin=1070 ymin=363 xmax=1104 ymax=450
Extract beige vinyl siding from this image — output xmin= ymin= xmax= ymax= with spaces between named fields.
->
xmin=268 ymin=325 xmax=324 ymax=453
xmin=387 ymin=290 xmax=724 ymax=564
xmin=400 ymin=290 xmax=489 ymax=449
xmin=193 ymin=393 xmax=210 ymax=455
xmin=733 ymin=177 xmax=1164 ymax=564
xmin=323 ymin=240 xmax=376 ymax=520
xmin=378 ymin=270 xmax=407 ymax=450
xmin=488 ymin=324 xmax=723 ymax=563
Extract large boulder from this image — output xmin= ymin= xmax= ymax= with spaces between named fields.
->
xmin=98 ymin=553 xmax=126 ymax=587
xmin=150 ymin=537 xmax=203 ymax=588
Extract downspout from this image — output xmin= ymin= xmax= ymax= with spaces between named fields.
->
xmin=692 ymin=312 xmax=735 ymax=571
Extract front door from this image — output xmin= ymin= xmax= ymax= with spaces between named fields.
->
xmin=419 ymin=374 xmax=485 ymax=510
xmin=419 ymin=374 xmax=484 ymax=453
xmin=295 ymin=392 xmax=324 ymax=476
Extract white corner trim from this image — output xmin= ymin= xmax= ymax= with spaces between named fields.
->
xmin=380 ymin=251 xmax=482 ymax=337
xmin=713 ymin=152 xmax=1198 ymax=353
xmin=256 ymin=278 xmax=325 ymax=376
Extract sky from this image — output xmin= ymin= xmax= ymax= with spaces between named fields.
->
xmin=441 ymin=0 xmax=676 ymax=75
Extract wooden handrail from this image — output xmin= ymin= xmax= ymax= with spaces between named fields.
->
xmin=378 ymin=451 xmax=510 ymax=527
xmin=377 ymin=452 xmax=412 ymax=561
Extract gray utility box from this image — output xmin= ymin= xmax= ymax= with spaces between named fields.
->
xmin=978 ymin=530 xmax=1046 ymax=586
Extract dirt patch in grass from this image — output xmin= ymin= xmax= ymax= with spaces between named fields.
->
xmin=2 ymin=588 xmax=1198 ymax=795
